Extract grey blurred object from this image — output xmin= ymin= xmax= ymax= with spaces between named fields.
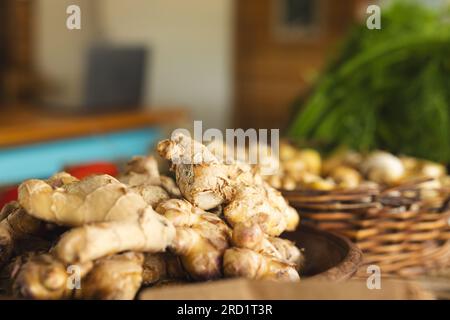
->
xmin=83 ymin=46 xmax=147 ymax=113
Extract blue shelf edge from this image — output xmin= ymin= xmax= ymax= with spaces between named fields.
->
xmin=0 ymin=127 xmax=162 ymax=185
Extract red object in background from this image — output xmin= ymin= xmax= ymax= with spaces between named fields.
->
xmin=65 ymin=162 xmax=119 ymax=179
xmin=0 ymin=186 xmax=18 ymax=209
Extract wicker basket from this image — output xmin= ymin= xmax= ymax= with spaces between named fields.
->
xmin=283 ymin=179 xmax=450 ymax=278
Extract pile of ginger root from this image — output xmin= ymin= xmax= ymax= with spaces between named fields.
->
xmin=271 ymin=142 xmax=450 ymax=192
xmin=0 ymin=133 xmax=302 ymax=300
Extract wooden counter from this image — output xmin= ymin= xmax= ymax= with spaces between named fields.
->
xmin=0 ymin=106 xmax=188 ymax=148
xmin=0 ymin=106 xmax=189 ymax=185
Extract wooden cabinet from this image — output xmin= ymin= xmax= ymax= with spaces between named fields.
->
xmin=0 ymin=0 xmax=36 ymax=104
xmin=233 ymin=0 xmax=365 ymax=130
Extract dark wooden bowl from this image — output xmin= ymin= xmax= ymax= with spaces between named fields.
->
xmin=285 ymin=223 xmax=363 ymax=282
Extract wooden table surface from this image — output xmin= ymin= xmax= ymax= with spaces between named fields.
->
xmin=0 ymin=106 xmax=188 ymax=148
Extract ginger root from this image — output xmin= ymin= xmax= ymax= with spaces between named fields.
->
xmin=76 ymin=252 xmax=144 ymax=300
xmin=1 ymin=252 xmax=37 ymax=296
xmin=159 ymin=175 xmax=182 ymax=198
xmin=0 ymin=201 xmax=19 ymax=222
xmin=158 ymin=133 xmax=235 ymax=210
xmin=224 ymin=184 xmax=299 ymax=236
xmin=157 ymin=134 xmax=301 ymax=283
xmin=329 ymin=165 xmax=362 ymax=189
xmin=121 ymin=156 xmax=161 ymax=187
xmin=142 ymin=253 xmax=187 ymax=285
xmin=231 ymin=222 xmax=302 ymax=269
xmin=224 ymin=186 xmax=285 ymax=236
xmin=120 ymin=156 xmax=180 ymax=206
xmin=158 ymin=134 xmax=299 ymax=235
xmin=224 ymin=184 xmax=302 ymax=281
xmin=223 ymin=248 xmax=300 ymax=282
xmin=269 ymin=237 xmax=304 ymax=270
xmin=132 ymin=184 xmax=170 ymax=208
xmin=18 ymin=174 xmax=148 ymax=226
xmin=156 ymin=199 xmax=231 ymax=280
xmin=1 ymin=132 xmax=304 ymax=299
xmin=12 ymin=253 xmax=93 ymax=300
xmin=55 ymin=207 xmax=175 ymax=264
xmin=263 ymin=183 xmax=300 ymax=231
xmin=157 ymin=133 xmax=220 ymax=166
xmin=12 ymin=252 xmax=142 ymax=300
xmin=0 ymin=202 xmax=47 ymax=267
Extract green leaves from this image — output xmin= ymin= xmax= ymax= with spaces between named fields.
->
xmin=288 ymin=1 xmax=450 ymax=163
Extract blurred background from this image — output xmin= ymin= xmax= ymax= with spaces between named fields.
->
xmin=0 ymin=0 xmax=449 ymax=187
